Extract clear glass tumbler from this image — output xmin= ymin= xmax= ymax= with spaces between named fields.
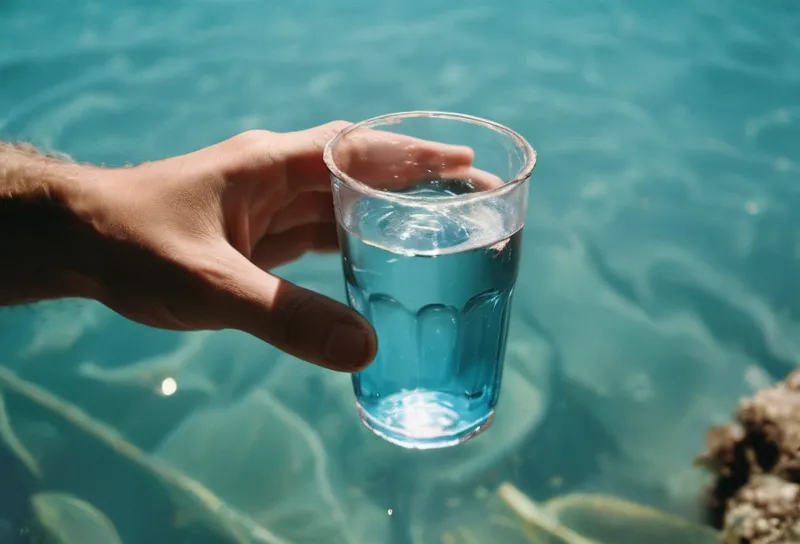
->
xmin=324 ymin=111 xmax=536 ymax=449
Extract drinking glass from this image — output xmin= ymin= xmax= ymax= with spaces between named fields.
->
xmin=324 ymin=111 xmax=536 ymax=449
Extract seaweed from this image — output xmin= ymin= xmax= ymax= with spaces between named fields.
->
xmin=0 ymin=366 xmax=286 ymax=544
xmin=155 ymin=383 xmax=391 ymax=544
xmin=0 ymin=390 xmax=41 ymax=478
xmin=498 ymin=483 xmax=721 ymax=544
xmin=29 ymin=492 xmax=124 ymax=544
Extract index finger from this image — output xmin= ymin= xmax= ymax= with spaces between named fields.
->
xmin=328 ymin=127 xmax=476 ymax=191
xmin=279 ymin=121 xmax=482 ymax=193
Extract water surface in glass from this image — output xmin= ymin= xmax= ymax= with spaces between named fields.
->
xmin=0 ymin=0 xmax=798 ymax=542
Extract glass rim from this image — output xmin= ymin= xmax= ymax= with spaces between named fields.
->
xmin=322 ymin=110 xmax=537 ymax=206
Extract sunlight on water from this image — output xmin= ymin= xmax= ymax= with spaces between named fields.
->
xmin=1 ymin=0 xmax=799 ymax=541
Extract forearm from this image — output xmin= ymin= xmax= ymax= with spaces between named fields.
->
xmin=0 ymin=143 xmax=101 ymax=305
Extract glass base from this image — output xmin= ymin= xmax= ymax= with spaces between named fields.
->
xmin=355 ymin=390 xmax=496 ymax=450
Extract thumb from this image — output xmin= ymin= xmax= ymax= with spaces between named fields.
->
xmin=223 ymin=256 xmax=377 ymax=372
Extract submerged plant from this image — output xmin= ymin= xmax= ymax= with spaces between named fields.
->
xmin=30 ymin=492 xmax=124 ymax=544
xmin=498 ymin=482 xmax=721 ymax=544
xmin=0 ymin=389 xmax=41 ymax=478
xmin=155 ymin=385 xmax=391 ymax=544
xmin=0 ymin=366 xmax=288 ymax=544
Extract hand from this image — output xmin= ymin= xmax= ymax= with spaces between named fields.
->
xmin=67 ymin=122 xmax=475 ymax=372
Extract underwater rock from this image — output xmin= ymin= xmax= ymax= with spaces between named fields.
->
xmin=697 ymin=368 xmax=800 ymax=537
xmin=721 ymin=475 xmax=800 ymax=544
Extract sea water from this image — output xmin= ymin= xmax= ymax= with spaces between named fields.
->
xmin=338 ymin=182 xmax=523 ymax=448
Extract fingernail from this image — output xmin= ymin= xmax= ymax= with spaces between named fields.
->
xmin=325 ymin=323 xmax=370 ymax=371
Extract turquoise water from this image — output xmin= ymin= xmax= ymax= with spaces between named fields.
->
xmin=0 ymin=0 xmax=799 ymax=542
xmin=341 ymin=185 xmax=522 ymax=449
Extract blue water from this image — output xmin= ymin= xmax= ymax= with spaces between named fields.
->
xmin=340 ymin=185 xmax=522 ymax=449
xmin=0 ymin=0 xmax=799 ymax=542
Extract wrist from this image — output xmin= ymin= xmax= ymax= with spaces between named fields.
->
xmin=48 ymin=161 xmax=114 ymax=302
xmin=0 ymin=146 xmax=107 ymax=304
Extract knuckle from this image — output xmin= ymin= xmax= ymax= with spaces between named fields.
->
xmin=229 ymin=129 xmax=274 ymax=151
xmin=324 ymin=120 xmax=351 ymax=132
xmin=315 ymin=121 xmax=352 ymax=143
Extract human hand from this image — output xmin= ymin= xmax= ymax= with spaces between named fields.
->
xmin=66 ymin=122 xmax=475 ymax=372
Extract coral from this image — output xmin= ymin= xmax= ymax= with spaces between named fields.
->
xmin=697 ymin=370 xmax=800 ymax=543
xmin=722 ymin=475 xmax=800 ymax=544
